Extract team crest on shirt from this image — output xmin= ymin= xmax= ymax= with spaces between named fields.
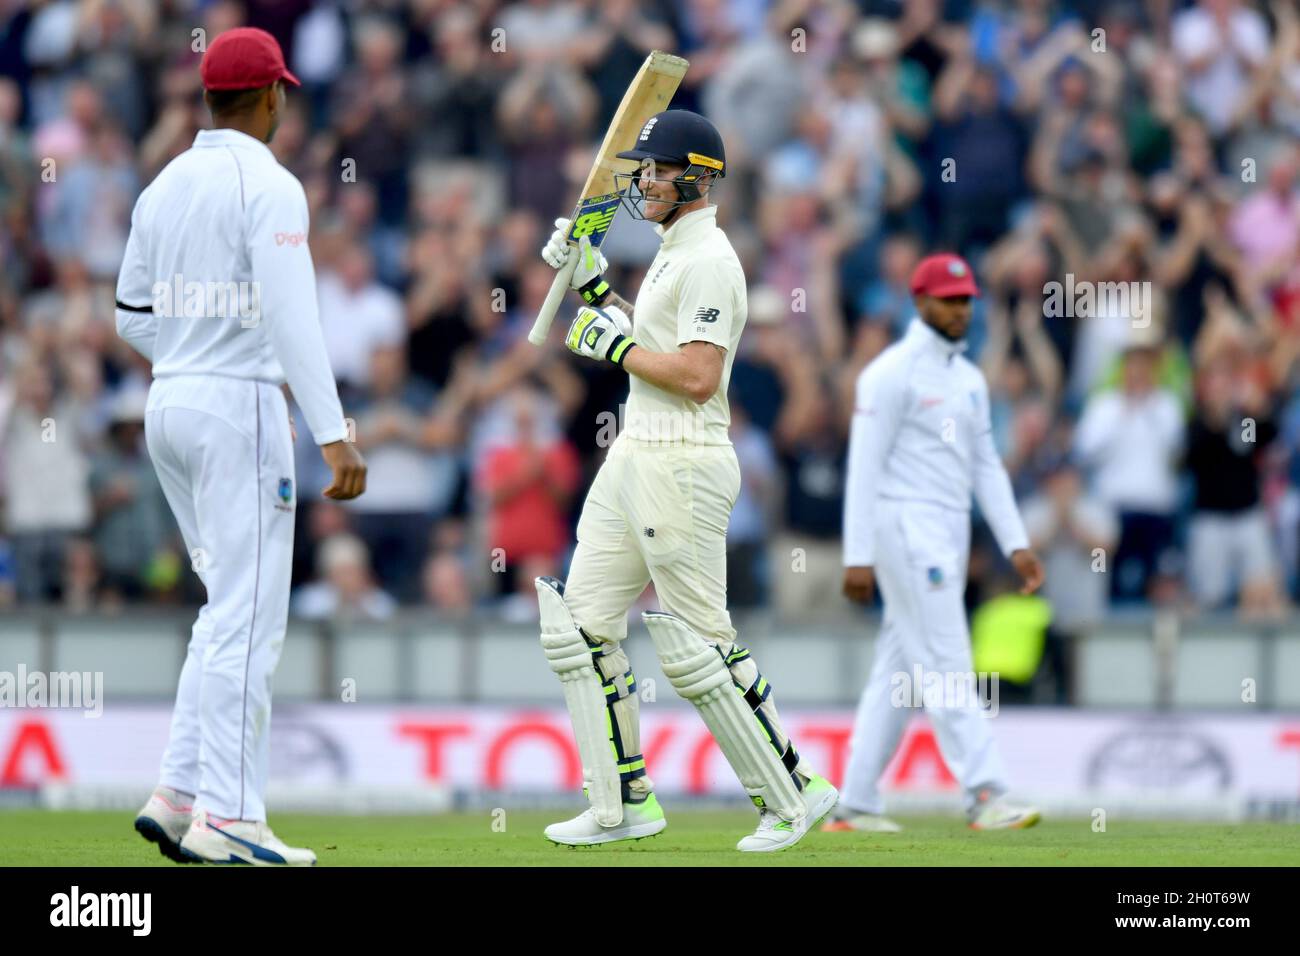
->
xmin=276 ymin=477 xmax=294 ymax=512
xmin=927 ymin=566 xmax=944 ymax=589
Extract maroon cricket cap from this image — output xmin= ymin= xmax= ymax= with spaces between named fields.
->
xmin=201 ymin=27 xmax=300 ymax=91
xmin=909 ymin=253 xmax=980 ymax=298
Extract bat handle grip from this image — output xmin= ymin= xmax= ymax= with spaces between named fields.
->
xmin=528 ymin=256 xmax=578 ymax=346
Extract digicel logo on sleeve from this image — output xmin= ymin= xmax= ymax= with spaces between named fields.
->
xmin=274 ymin=232 xmax=307 ymax=247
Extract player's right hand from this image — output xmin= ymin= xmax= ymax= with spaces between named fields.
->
xmin=320 ymin=440 xmax=367 ymax=500
xmin=843 ymin=566 xmax=875 ymax=605
xmin=541 ymin=218 xmax=609 ymax=303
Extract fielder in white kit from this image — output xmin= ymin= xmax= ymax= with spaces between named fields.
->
xmin=538 ymin=110 xmax=838 ymax=852
xmin=832 ymin=253 xmax=1044 ymax=833
xmin=117 ymin=28 xmax=366 ymax=865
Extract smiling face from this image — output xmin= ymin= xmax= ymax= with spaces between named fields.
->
xmin=636 ymin=159 xmax=685 ymax=222
xmin=634 ymin=159 xmax=715 ymax=223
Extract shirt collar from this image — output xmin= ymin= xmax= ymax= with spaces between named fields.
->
xmin=906 ymin=316 xmax=968 ymax=361
xmin=192 ymin=127 xmax=275 ymax=158
xmin=654 ymin=205 xmax=718 ymax=249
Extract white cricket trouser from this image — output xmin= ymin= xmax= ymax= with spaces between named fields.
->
xmin=145 ymin=375 xmax=296 ymax=822
xmin=841 ymin=497 xmax=1008 ymax=814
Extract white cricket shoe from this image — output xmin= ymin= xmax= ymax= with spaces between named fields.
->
xmin=134 ymin=786 xmax=197 ymax=863
xmin=821 ymin=811 xmax=904 ymax=833
xmin=737 ymin=774 xmax=839 ymax=852
xmin=544 ymin=794 xmax=667 ymax=846
xmin=179 ymin=810 xmax=317 ymax=866
xmin=968 ymin=793 xmax=1042 ymax=830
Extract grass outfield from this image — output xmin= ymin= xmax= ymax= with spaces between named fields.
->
xmin=1 ymin=811 xmax=1297 ymax=866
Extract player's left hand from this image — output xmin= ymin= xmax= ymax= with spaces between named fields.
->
xmin=542 ymin=221 xmax=609 ymax=304
xmin=565 ymin=305 xmax=636 ymax=366
xmin=1010 ymin=549 xmax=1045 ymax=594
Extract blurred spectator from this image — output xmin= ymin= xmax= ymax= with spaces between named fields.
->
xmin=315 ymin=242 xmax=405 ymax=397
xmin=88 ymin=387 xmax=172 ymax=601
xmin=858 ymin=232 xmax=922 ymax=333
xmin=1185 ymin=335 xmax=1284 ymax=616
xmin=727 ymin=400 xmax=776 ymax=608
xmin=772 ymin=393 xmax=846 ymax=616
xmin=1022 ymin=459 xmax=1119 ymax=701
xmin=421 ymin=546 xmax=474 ymax=615
xmin=1228 ymin=146 xmax=1299 ymax=311
xmin=347 ymin=344 xmax=464 ymax=602
xmin=1074 ymin=334 xmax=1185 ymax=603
xmin=61 ymin=535 xmax=101 ymax=614
xmin=1171 ymin=0 xmax=1271 ymax=138
xmin=292 ymin=533 xmax=397 ymax=622
xmin=496 ymin=63 xmax=596 ymax=223
xmin=329 ymin=16 xmax=412 ymax=225
xmin=476 ymin=385 xmax=580 ymax=579
xmin=1 ymin=360 xmax=92 ymax=603
xmin=931 ymin=56 xmax=1030 ymax=253
xmin=409 ymin=7 xmax=501 ymax=160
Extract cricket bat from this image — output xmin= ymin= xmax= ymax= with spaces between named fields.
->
xmin=527 ymin=50 xmax=689 ymax=346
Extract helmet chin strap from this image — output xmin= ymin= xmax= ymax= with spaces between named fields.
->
xmin=655 ymin=203 xmax=686 ymax=230
xmin=654 ymin=172 xmax=713 ymax=230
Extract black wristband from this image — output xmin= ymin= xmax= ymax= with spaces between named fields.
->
xmin=609 ymin=335 xmax=636 ymax=367
xmin=579 ymin=277 xmax=611 ymax=306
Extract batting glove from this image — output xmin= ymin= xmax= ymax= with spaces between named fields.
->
xmin=565 ymin=305 xmax=636 ymax=366
xmin=541 ymin=218 xmax=611 ymax=306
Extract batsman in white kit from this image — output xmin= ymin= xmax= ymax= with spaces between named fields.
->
xmin=116 ymin=28 xmax=367 ymax=865
xmin=832 ymin=253 xmax=1044 ymax=833
xmin=538 ymin=110 xmax=838 ymax=851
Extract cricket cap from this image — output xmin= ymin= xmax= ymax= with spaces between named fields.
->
xmin=201 ymin=27 xmax=300 ymax=91
xmin=910 ymin=253 xmax=980 ymax=298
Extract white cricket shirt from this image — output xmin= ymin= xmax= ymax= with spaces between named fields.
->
xmin=843 ymin=317 xmax=1029 ymax=566
xmin=115 ymin=128 xmax=349 ymax=445
xmin=625 ymin=206 xmax=746 ymax=446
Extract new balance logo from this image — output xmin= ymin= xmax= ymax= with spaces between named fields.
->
xmin=643 ymin=527 xmax=655 ymax=538
xmin=693 ymin=307 xmax=720 ymax=323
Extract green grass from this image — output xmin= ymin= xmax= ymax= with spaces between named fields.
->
xmin=1 ymin=810 xmax=1297 ymax=866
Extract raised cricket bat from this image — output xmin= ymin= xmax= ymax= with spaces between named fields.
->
xmin=527 ymin=50 xmax=689 ymax=346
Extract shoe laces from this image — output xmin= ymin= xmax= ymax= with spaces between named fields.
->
xmin=754 ymin=809 xmax=793 ymax=833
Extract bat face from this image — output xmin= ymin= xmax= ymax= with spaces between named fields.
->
xmin=527 ymin=51 xmax=688 ymax=347
xmin=566 ymin=193 xmax=622 ymax=250
xmin=565 ymin=51 xmax=689 ymax=251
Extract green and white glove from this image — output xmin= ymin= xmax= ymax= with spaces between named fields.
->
xmin=565 ymin=305 xmax=636 ymax=366
xmin=541 ymin=217 xmax=611 ymax=306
